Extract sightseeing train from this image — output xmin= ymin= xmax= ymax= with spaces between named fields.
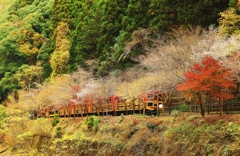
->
xmin=37 ymin=91 xmax=164 ymax=118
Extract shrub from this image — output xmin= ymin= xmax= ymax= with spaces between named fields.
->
xmin=146 ymin=122 xmax=155 ymax=132
xmin=178 ymin=103 xmax=189 ymax=112
xmin=171 ymin=109 xmax=179 ymax=117
xmin=118 ymin=113 xmax=124 ymax=123
xmin=56 ymin=126 xmax=62 ymax=138
xmin=51 ymin=114 xmax=59 ymax=127
xmin=85 ymin=116 xmax=100 ymax=132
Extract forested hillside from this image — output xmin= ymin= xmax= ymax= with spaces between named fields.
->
xmin=0 ymin=0 xmax=232 ymax=103
xmin=2 ymin=0 xmax=240 ymax=155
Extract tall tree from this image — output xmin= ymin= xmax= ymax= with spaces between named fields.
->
xmin=50 ymin=22 xmax=70 ymax=77
xmin=69 ymin=0 xmax=104 ymax=73
xmin=0 ymin=0 xmax=54 ymax=102
xmin=96 ymin=0 xmax=127 ymax=75
xmin=219 ymin=8 xmax=240 ymax=35
xmin=14 ymin=64 xmax=42 ymax=91
xmin=177 ymin=56 xmax=236 ymax=116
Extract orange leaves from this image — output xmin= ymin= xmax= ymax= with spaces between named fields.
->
xmin=177 ymin=55 xmax=236 ymax=101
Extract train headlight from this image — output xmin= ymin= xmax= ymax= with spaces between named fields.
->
xmin=159 ymin=104 xmax=163 ymax=109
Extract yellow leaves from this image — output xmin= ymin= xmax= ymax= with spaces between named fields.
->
xmin=17 ymin=29 xmax=43 ymax=57
xmin=15 ymin=64 xmax=42 ymax=90
xmin=50 ymin=22 xmax=70 ymax=77
xmin=32 ymin=32 xmax=43 ymax=46
xmin=5 ymin=91 xmax=18 ymax=105
xmin=56 ymin=38 xmax=70 ymax=51
xmin=219 ymin=8 xmax=240 ymax=35
xmin=14 ymin=74 xmax=74 ymax=111
xmin=50 ymin=50 xmax=69 ymax=76
xmin=49 ymin=74 xmax=74 ymax=86
xmin=22 ymin=29 xmax=28 ymax=34
xmin=55 ymin=22 xmax=70 ymax=39
xmin=19 ymin=43 xmax=39 ymax=56
xmin=55 ymin=22 xmax=70 ymax=52
xmin=17 ymin=89 xmax=39 ymax=111
xmin=36 ymin=75 xmax=74 ymax=108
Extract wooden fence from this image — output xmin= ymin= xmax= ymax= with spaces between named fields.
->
xmin=163 ymin=99 xmax=240 ymax=115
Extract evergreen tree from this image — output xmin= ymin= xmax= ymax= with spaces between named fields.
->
xmin=96 ymin=0 xmax=128 ymax=75
xmin=0 ymin=0 xmax=54 ymax=101
xmin=111 ymin=0 xmax=150 ymax=73
xmin=148 ymin=0 xmax=177 ymax=30
xmin=69 ymin=0 xmax=104 ymax=72
xmin=148 ymin=0 xmax=229 ymax=31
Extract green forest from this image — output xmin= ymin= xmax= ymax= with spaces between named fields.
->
xmin=0 ymin=0 xmax=235 ymax=103
xmin=2 ymin=0 xmax=240 ymax=155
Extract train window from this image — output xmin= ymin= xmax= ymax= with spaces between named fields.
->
xmin=147 ymin=102 xmax=153 ymax=106
xmin=148 ymin=94 xmax=153 ymax=101
xmin=154 ymin=95 xmax=158 ymax=100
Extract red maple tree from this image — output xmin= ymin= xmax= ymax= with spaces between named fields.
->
xmin=177 ymin=55 xmax=236 ymax=116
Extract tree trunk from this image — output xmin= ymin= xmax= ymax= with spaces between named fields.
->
xmin=224 ymin=100 xmax=229 ymax=114
xmin=168 ymin=98 xmax=171 ymax=115
xmin=219 ymin=97 xmax=223 ymax=115
xmin=198 ymin=94 xmax=205 ymax=117
xmin=132 ymin=99 xmax=135 ymax=114
xmin=143 ymin=102 xmax=146 ymax=116
xmin=200 ymin=103 xmax=204 ymax=117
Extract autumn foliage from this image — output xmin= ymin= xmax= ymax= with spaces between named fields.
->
xmin=177 ymin=55 xmax=236 ymax=116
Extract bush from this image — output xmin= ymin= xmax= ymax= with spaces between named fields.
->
xmin=171 ymin=110 xmax=179 ymax=117
xmin=119 ymin=113 xmax=124 ymax=123
xmin=56 ymin=126 xmax=62 ymax=138
xmin=51 ymin=114 xmax=59 ymax=127
xmin=178 ymin=103 xmax=189 ymax=112
xmin=146 ymin=122 xmax=155 ymax=132
xmin=85 ymin=116 xmax=100 ymax=132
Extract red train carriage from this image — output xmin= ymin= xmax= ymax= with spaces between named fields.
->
xmin=43 ymin=105 xmax=60 ymax=118
xmin=108 ymin=95 xmax=126 ymax=115
xmin=109 ymin=95 xmax=124 ymax=110
xmin=39 ymin=91 xmax=164 ymax=118
xmin=142 ymin=91 xmax=164 ymax=115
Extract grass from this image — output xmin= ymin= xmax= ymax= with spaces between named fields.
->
xmin=1 ymin=110 xmax=240 ymax=155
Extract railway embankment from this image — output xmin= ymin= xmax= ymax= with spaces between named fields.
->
xmin=0 ymin=106 xmax=240 ymax=156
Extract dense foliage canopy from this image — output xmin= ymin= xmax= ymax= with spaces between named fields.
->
xmin=0 ymin=0 xmax=236 ymax=103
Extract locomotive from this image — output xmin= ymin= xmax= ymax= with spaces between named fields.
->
xmin=37 ymin=91 xmax=164 ymax=118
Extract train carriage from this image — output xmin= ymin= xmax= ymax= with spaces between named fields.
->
xmin=38 ymin=91 xmax=164 ymax=118
xmin=142 ymin=91 xmax=164 ymax=115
